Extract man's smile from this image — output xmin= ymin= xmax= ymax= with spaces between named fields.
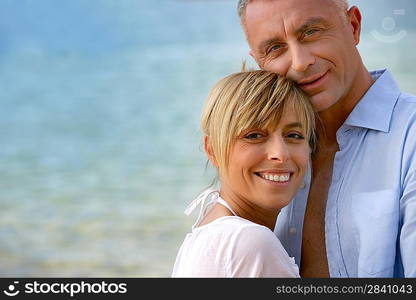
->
xmin=297 ymin=70 xmax=330 ymax=92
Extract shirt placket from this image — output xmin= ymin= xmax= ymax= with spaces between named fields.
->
xmin=288 ymin=163 xmax=311 ymax=267
xmin=326 ymin=126 xmax=353 ymax=277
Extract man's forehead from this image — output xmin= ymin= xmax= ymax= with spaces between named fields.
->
xmin=245 ymin=0 xmax=336 ymax=39
xmin=245 ymin=0 xmax=336 ymax=24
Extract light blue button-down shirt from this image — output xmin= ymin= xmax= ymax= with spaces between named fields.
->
xmin=275 ymin=69 xmax=416 ymax=277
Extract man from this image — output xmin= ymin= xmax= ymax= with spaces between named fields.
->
xmin=237 ymin=0 xmax=416 ymax=277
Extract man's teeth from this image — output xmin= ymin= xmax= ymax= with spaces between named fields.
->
xmin=260 ymin=173 xmax=290 ymax=182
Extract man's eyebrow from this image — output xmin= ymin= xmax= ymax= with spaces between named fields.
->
xmin=295 ymin=17 xmax=328 ymax=35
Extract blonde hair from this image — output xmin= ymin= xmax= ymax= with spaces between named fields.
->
xmin=201 ymin=70 xmax=316 ymax=172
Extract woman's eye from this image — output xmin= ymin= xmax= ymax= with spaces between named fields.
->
xmin=244 ymin=132 xmax=264 ymax=140
xmin=287 ymin=133 xmax=305 ymax=140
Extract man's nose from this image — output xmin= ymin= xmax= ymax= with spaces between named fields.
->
xmin=267 ymin=136 xmax=289 ymax=162
xmin=290 ymin=44 xmax=315 ymax=73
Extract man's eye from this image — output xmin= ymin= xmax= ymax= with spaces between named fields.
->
xmin=304 ymin=28 xmax=319 ymax=36
xmin=268 ymin=44 xmax=283 ymax=53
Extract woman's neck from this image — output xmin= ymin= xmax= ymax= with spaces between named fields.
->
xmin=219 ymin=188 xmax=279 ymax=231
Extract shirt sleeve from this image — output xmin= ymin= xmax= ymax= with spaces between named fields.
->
xmin=399 ymin=114 xmax=416 ymax=277
xmin=226 ymin=225 xmax=300 ymax=278
xmin=400 ymin=169 xmax=416 ymax=277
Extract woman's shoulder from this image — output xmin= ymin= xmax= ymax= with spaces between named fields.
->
xmin=193 ymin=215 xmax=269 ymax=235
xmin=208 ymin=217 xmax=299 ymax=277
xmin=193 ymin=216 xmax=285 ymax=253
xmin=176 ymin=217 xmax=299 ymax=277
xmin=226 ymin=218 xmax=287 ymax=253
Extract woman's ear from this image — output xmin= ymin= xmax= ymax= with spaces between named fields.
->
xmin=204 ymin=135 xmax=219 ymax=168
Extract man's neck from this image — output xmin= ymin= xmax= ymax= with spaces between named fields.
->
xmin=317 ymin=66 xmax=375 ymax=145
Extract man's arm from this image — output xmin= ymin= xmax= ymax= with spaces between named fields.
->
xmin=399 ymin=169 xmax=416 ymax=277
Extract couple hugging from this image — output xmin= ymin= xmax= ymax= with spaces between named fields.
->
xmin=172 ymin=0 xmax=416 ymax=278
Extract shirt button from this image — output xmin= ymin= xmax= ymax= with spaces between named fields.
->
xmin=289 ymin=227 xmax=297 ymax=234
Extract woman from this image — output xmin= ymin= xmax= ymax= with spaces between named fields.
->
xmin=172 ymin=70 xmax=316 ymax=277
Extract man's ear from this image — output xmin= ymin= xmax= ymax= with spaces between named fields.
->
xmin=347 ymin=6 xmax=362 ymax=45
xmin=204 ymin=135 xmax=219 ymax=168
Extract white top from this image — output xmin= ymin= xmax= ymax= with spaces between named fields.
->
xmin=171 ymin=189 xmax=300 ymax=277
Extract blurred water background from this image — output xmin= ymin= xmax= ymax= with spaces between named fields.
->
xmin=0 ymin=0 xmax=415 ymax=277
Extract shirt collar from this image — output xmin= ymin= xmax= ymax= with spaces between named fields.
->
xmin=343 ymin=69 xmax=401 ymax=133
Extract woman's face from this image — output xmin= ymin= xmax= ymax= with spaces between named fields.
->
xmin=220 ymin=104 xmax=310 ymax=212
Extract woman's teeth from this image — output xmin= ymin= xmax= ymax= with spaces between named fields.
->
xmin=259 ymin=173 xmax=290 ymax=182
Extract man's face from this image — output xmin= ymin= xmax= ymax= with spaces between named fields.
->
xmin=244 ymin=0 xmax=361 ymax=112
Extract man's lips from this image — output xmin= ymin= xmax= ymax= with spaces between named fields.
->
xmin=297 ymin=71 xmax=329 ymax=91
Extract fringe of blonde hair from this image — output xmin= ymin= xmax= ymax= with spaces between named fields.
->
xmin=201 ymin=70 xmax=316 ymax=172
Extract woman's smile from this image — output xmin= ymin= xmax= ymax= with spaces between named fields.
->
xmin=255 ymin=171 xmax=292 ymax=184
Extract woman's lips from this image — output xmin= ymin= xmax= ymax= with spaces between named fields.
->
xmin=255 ymin=171 xmax=292 ymax=186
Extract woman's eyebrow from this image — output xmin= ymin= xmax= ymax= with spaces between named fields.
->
xmin=285 ymin=122 xmax=303 ymax=129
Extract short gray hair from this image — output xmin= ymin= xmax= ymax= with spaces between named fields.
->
xmin=237 ymin=0 xmax=250 ymax=19
xmin=238 ymin=0 xmax=349 ymax=21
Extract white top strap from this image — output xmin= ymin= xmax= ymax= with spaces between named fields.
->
xmin=184 ymin=188 xmax=220 ymax=230
xmin=184 ymin=188 xmax=238 ymax=230
xmin=216 ymin=197 xmax=238 ymax=217
xmin=184 ymin=188 xmax=217 ymax=216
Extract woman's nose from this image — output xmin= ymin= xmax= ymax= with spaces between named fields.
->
xmin=267 ymin=136 xmax=289 ymax=162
